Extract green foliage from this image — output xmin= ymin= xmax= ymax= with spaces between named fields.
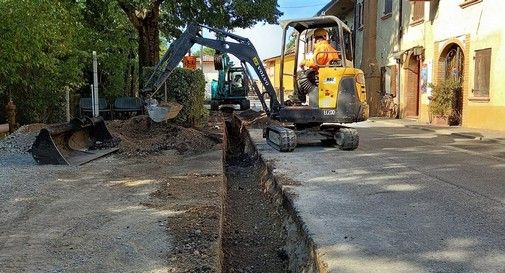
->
xmin=285 ymin=36 xmax=296 ymax=52
xmin=164 ymin=68 xmax=207 ymax=127
xmin=159 ymin=0 xmax=283 ymax=39
xmin=0 ymin=0 xmax=84 ymax=123
xmin=0 ymin=0 xmax=138 ymax=124
xmin=78 ymin=0 xmax=138 ymax=99
xmin=429 ymin=78 xmax=461 ymax=117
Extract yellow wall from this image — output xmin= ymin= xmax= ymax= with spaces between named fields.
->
xmin=395 ymin=0 xmax=505 ymax=131
xmin=265 ymin=54 xmax=296 ymax=98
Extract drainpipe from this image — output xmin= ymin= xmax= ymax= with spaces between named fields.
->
xmin=353 ymin=2 xmax=357 ymax=62
xmin=397 ymin=0 xmax=403 ymax=118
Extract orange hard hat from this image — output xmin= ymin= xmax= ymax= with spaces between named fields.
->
xmin=314 ymin=28 xmax=328 ymax=38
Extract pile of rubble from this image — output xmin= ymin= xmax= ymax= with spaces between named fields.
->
xmin=106 ymin=116 xmax=221 ymax=157
xmin=0 ymin=124 xmax=45 ymax=154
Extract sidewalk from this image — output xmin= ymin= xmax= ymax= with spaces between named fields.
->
xmin=369 ymin=117 xmax=505 ymax=143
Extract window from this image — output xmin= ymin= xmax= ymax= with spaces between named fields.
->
xmin=381 ymin=65 xmax=398 ymax=96
xmin=411 ymin=1 xmax=425 ymax=23
xmin=343 ymin=30 xmax=353 ymax=62
xmin=473 ymin=48 xmax=492 ymax=98
xmin=460 ymin=0 xmax=483 ymax=8
xmin=356 ymin=2 xmax=364 ymax=29
xmin=384 ymin=0 xmax=393 ymax=15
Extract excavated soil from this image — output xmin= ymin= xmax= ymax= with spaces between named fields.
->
xmin=235 ymin=110 xmax=272 ymax=129
xmin=106 ymin=115 xmax=222 ymax=157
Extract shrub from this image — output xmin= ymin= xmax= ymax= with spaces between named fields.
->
xmin=167 ymin=68 xmax=207 ymax=127
xmin=143 ymin=67 xmax=207 ymax=127
xmin=429 ymin=79 xmax=461 ymax=117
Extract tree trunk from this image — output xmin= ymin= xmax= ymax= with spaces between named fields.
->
xmin=137 ymin=8 xmax=160 ymax=68
xmin=118 ymin=1 xmax=162 ymax=87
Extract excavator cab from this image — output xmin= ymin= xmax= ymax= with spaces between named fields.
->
xmin=210 ymin=53 xmax=251 ymax=111
xmin=277 ymin=16 xmax=368 ymax=124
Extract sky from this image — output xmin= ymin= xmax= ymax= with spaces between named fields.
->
xmin=233 ymin=0 xmax=330 ymax=59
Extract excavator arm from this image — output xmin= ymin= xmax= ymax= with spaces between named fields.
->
xmin=143 ymin=24 xmax=280 ymax=117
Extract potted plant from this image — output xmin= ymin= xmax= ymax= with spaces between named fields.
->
xmin=429 ymin=78 xmax=462 ymax=125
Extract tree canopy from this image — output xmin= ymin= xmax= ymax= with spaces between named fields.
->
xmin=0 ymin=0 xmax=83 ymax=123
xmin=160 ymin=0 xmax=283 ymax=38
xmin=118 ymin=0 xmax=282 ymax=68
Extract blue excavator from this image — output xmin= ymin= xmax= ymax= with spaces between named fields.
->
xmin=210 ymin=49 xmax=251 ymax=111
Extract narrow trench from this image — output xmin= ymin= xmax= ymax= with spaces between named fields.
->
xmin=221 ymin=117 xmax=289 ymax=273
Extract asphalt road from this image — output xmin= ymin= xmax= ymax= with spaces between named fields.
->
xmin=250 ymin=120 xmax=505 ymax=273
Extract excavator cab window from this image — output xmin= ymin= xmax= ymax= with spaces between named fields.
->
xmin=343 ymin=29 xmax=353 ymax=65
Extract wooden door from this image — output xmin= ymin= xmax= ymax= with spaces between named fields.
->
xmin=405 ymin=55 xmax=420 ymax=117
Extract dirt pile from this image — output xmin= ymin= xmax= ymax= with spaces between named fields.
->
xmin=106 ymin=116 xmax=221 ymax=157
xmin=236 ymin=109 xmax=271 ymax=129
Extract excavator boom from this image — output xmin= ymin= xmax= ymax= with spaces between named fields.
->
xmin=142 ymin=24 xmax=281 ymax=118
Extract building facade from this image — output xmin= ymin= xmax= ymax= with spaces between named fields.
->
xmin=319 ymin=0 xmax=505 ymax=131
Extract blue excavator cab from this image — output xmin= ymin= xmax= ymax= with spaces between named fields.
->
xmin=210 ymin=47 xmax=250 ymax=111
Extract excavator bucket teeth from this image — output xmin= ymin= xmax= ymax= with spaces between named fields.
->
xmin=31 ymin=117 xmax=118 ymax=165
xmin=265 ymin=125 xmax=297 ymax=152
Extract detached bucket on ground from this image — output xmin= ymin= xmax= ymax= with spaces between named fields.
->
xmin=147 ymin=101 xmax=183 ymax=123
xmin=31 ymin=117 xmax=118 ymax=165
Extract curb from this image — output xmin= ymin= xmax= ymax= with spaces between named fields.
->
xmin=375 ymin=120 xmax=505 ymax=143
xmin=405 ymin=124 xmax=498 ymax=141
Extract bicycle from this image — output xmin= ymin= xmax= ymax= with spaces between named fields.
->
xmin=378 ymin=92 xmax=398 ymax=119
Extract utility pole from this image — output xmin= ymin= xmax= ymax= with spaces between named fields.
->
xmin=361 ymin=0 xmax=381 ymax=116
xmin=92 ymin=51 xmax=99 ymax=117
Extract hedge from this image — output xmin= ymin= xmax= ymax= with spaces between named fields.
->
xmin=143 ymin=67 xmax=207 ymax=127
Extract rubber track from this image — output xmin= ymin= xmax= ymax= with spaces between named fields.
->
xmin=266 ymin=126 xmax=297 ymax=152
xmin=338 ymin=128 xmax=359 ymax=151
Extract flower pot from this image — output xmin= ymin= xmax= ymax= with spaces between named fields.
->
xmin=432 ymin=115 xmax=449 ymax=126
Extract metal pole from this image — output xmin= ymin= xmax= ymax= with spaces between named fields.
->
xmin=200 ymin=44 xmax=204 ymax=70
xmin=90 ymin=84 xmax=95 ymax=116
xmin=65 ymin=89 xmax=70 ymax=122
xmin=93 ymin=51 xmax=99 ymax=117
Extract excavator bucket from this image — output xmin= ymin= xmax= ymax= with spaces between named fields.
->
xmin=31 ymin=117 xmax=118 ymax=165
xmin=147 ymin=101 xmax=183 ymax=123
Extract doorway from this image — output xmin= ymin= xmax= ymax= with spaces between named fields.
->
xmin=440 ymin=44 xmax=464 ymax=126
xmin=405 ymin=53 xmax=420 ymax=117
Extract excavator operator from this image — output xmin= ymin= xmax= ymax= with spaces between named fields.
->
xmin=292 ymin=28 xmax=340 ymax=104
xmin=301 ymin=28 xmax=340 ymax=69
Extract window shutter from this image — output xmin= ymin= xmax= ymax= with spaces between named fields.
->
xmin=412 ymin=2 xmax=425 ymax=22
xmin=390 ymin=65 xmax=398 ymax=96
xmin=474 ymin=48 xmax=491 ymax=97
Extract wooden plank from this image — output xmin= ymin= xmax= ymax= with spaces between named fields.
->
xmin=0 ymin=124 xmax=9 ymax=134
